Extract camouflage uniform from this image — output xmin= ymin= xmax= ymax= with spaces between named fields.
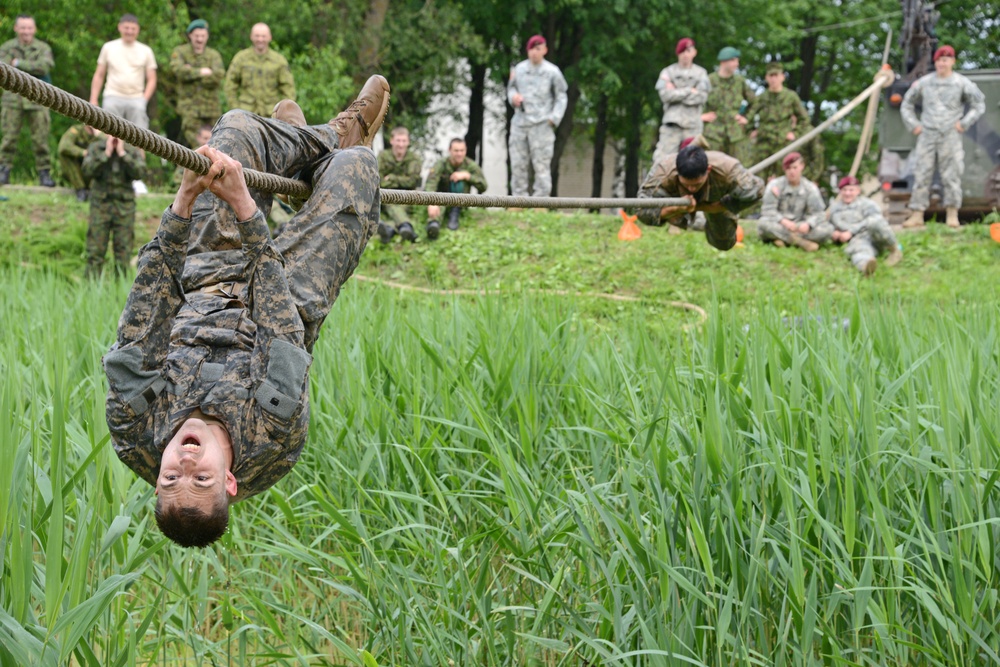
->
xmin=702 ymin=71 xmax=755 ymax=164
xmin=378 ymin=148 xmax=422 ymax=225
xmin=900 ymin=71 xmax=986 ymax=210
xmin=749 ymin=88 xmax=809 ymax=180
xmin=169 ymin=43 xmax=225 ymax=147
xmin=57 ymin=124 xmax=93 ymax=190
xmin=653 ymin=63 xmax=710 ymax=164
xmin=0 ymin=36 xmax=54 ymax=172
xmin=757 ymin=175 xmax=831 ymax=244
xmin=637 ymin=150 xmax=763 ymax=251
xmin=828 ymin=197 xmax=898 ymax=272
xmin=82 ymin=139 xmax=144 ymax=277
xmin=103 ymin=110 xmax=378 ymax=500
xmin=225 ymin=48 xmax=295 ymax=117
xmin=424 ymin=155 xmax=487 ymax=221
xmin=507 ymin=58 xmax=568 ymax=197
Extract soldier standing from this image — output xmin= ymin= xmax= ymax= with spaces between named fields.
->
xmin=507 ymin=35 xmax=568 ymax=199
xmin=652 ymin=38 xmax=710 ymax=165
xmin=749 ymin=62 xmax=809 ymax=180
xmin=425 ymin=138 xmax=487 ymax=239
xmin=82 ymin=135 xmax=144 ymax=277
xmin=58 ymin=124 xmax=99 ymax=200
xmin=757 ymin=152 xmax=831 ymax=251
xmin=225 ymin=23 xmax=295 ymax=117
xmin=0 ymin=15 xmax=55 ymax=187
xmin=829 ymin=175 xmax=902 ymax=276
xmin=377 ymin=126 xmax=423 ymax=243
xmin=900 ymin=45 xmax=986 ymax=229
xmin=90 ymin=14 xmax=157 ymax=130
xmin=637 ymin=144 xmax=763 ymax=250
xmin=170 ymin=19 xmax=225 ymax=148
xmin=701 ymin=46 xmax=754 ymax=164
xmin=102 ymin=76 xmax=389 ymax=548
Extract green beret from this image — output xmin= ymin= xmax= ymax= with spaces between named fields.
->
xmin=186 ymin=19 xmax=208 ymax=34
xmin=766 ymin=61 xmax=784 ymax=73
xmin=717 ymin=47 xmax=741 ymax=61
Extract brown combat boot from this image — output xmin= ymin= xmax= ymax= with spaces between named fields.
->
xmin=330 ymin=75 xmax=390 ymax=149
xmin=787 ymin=233 xmax=819 ymax=252
xmin=862 ymin=258 xmax=878 ymax=277
xmin=902 ymin=210 xmax=925 ymax=229
xmin=272 ymin=99 xmax=307 ymax=127
xmin=773 ymin=239 xmax=787 ymax=248
xmin=885 ymin=246 xmax=903 ymax=267
xmin=945 ymin=207 xmax=960 ymax=228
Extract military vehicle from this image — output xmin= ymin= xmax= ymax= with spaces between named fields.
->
xmin=877 ymin=0 xmax=1000 ymax=223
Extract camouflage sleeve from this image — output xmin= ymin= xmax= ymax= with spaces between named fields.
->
xmin=468 ymin=161 xmax=488 ymax=193
xmin=224 ymin=55 xmax=241 ymax=107
xmin=860 ymin=199 xmax=887 ymax=230
xmin=636 ymin=162 xmax=671 ymax=227
xmin=506 ymin=67 xmax=519 ymax=106
xmin=58 ymin=129 xmax=86 ymax=159
xmin=719 ymin=164 xmax=764 ymax=213
xmin=684 ymin=71 xmax=710 ymax=107
xmin=121 ymin=147 xmax=145 ymax=181
xmin=550 ymin=67 xmax=569 ymax=125
xmin=900 ymin=82 xmax=921 ymax=131
xmin=742 ymin=78 xmax=756 ymax=108
xmin=209 ymin=50 xmax=226 ymax=86
xmin=169 ymin=47 xmax=198 ymax=83
xmin=658 ymin=74 xmax=693 ymax=105
xmin=20 ymin=43 xmax=53 ymax=77
xmin=377 ymin=152 xmax=394 ymax=187
xmin=792 ymin=95 xmax=809 ymax=128
xmin=759 ymin=183 xmax=781 ymax=223
xmin=803 ymin=184 xmax=828 ymax=230
xmin=959 ymin=78 xmax=986 ymax=130
xmin=81 ymin=142 xmax=109 ymax=181
xmin=278 ymin=61 xmax=295 ymax=101
xmin=423 ymin=159 xmax=444 ymax=192
xmin=400 ymin=156 xmax=423 ymax=191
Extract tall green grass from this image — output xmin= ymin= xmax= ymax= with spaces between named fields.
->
xmin=1 ymin=268 xmax=998 ymax=665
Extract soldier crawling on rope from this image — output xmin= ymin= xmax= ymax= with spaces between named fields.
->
xmin=103 ymin=75 xmax=389 ymax=548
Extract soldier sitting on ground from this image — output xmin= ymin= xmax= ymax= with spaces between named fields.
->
xmin=83 ymin=134 xmax=144 ymax=277
xmin=377 ymin=126 xmax=422 ymax=243
xmin=828 ymin=175 xmax=902 ymax=276
xmin=757 ymin=152 xmax=831 ymax=252
xmin=103 ymin=75 xmax=389 ymax=548
xmin=424 ymin=138 xmax=487 ymax=240
xmin=58 ymin=123 xmax=99 ymax=201
xmin=637 ymin=143 xmax=763 ymax=250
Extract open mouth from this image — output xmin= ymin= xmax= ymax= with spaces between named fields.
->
xmin=181 ymin=435 xmax=202 ymax=451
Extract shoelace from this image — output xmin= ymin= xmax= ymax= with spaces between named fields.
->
xmin=333 ymin=100 xmax=371 ymax=134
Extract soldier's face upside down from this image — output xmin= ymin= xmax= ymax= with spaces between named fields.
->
xmin=156 ymin=415 xmax=237 ymax=510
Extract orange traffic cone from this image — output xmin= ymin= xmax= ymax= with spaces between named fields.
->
xmin=618 ymin=210 xmax=642 ymax=241
xmin=990 ymin=222 xmax=1000 ymax=243
xmin=736 ymin=224 xmax=745 ymax=244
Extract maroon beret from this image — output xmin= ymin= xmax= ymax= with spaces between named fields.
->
xmin=838 ymin=175 xmax=859 ymax=189
xmin=782 ymin=152 xmax=803 ymax=170
xmin=934 ymin=45 xmax=955 ymax=61
xmin=526 ymin=35 xmax=546 ymax=52
xmin=675 ymin=38 xmax=695 ymax=55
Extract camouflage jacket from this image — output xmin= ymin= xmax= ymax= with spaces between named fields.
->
xmin=425 ymin=156 xmax=487 ymax=193
xmin=0 ymin=37 xmax=53 ymax=110
xmin=104 ymin=205 xmax=312 ymax=501
xmin=901 ymin=72 xmax=986 ymax=133
xmin=749 ymin=88 xmax=808 ymax=144
xmin=81 ymin=140 xmax=144 ymax=199
xmin=225 ymin=48 xmax=295 ymax=116
xmin=760 ymin=176 xmax=826 ymax=229
xmin=58 ymin=124 xmax=93 ymax=160
xmin=828 ymin=197 xmax=886 ymax=235
xmin=637 ymin=150 xmax=762 ymax=225
xmin=170 ymin=43 xmax=225 ymax=118
xmin=378 ymin=149 xmax=422 ymax=190
xmin=703 ymin=72 xmax=755 ymax=143
xmin=655 ymin=62 xmax=710 ymax=129
xmin=507 ymin=59 xmax=569 ymax=127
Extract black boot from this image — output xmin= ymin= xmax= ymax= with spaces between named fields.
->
xmin=447 ymin=207 xmax=460 ymax=231
xmin=377 ymin=222 xmax=396 ymax=244
xmin=426 ymin=220 xmax=441 ymax=240
xmin=76 ymin=188 xmax=89 ymax=202
xmin=398 ymin=222 xmax=416 ymax=242
xmin=0 ymin=165 xmax=9 ymax=185
xmin=38 ymin=169 xmax=55 ymax=187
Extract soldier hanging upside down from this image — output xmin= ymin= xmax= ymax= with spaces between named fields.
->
xmin=103 ymin=75 xmax=390 ymax=548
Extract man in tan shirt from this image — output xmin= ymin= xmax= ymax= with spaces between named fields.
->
xmin=90 ymin=14 xmax=157 ymax=129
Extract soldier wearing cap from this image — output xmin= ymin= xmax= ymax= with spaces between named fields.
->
xmin=829 ymin=175 xmax=902 ymax=276
xmin=653 ymin=37 xmax=711 ymax=165
xmin=900 ymin=44 xmax=986 ymax=229
xmin=757 ymin=152 xmax=830 ymax=251
xmin=701 ymin=46 xmax=754 ymax=164
xmin=507 ymin=35 xmax=568 ymax=198
xmin=170 ymin=19 xmax=226 ymax=148
xmin=748 ymin=62 xmax=809 ymax=180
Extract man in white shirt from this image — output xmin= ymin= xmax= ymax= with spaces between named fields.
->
xmin=90 ymin=14 xmax=157 ymax=129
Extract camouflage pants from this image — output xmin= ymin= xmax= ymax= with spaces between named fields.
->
xmin=661 ymin=210 xmax=737 ymax=251
xmin=844 ymin=220 xmax=897 ymax=273
xmin=909 ymin=128 xmax=964 ymax=210
xmin=702 ymin=127 xmax=751 ymax=165
xmin=653 ymin=123 xmax=701 ymax=165
xmin=180 ymin=113 xmax=219 ymax=147
xmin=758 ymin=218 xmax=833 ymax=244
xmin=509 ymin=121 xmax=554 ymax=197
xmin=59 ymin=154 xmax=87 ymax=190
xmin=86 ymin=193 xmax=135 ymax=277
xmin=0 ymin=105 xmax=51 ymax=170
xmin=752 ymin=137 xmax=789 ymax=181
xmin=189 ymin=110 xmax=379 ymax=351
xmin=381 ymin=203 xmax=415 ymax=226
